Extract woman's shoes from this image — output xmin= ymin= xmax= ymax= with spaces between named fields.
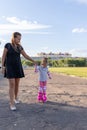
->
xmin=10 ymin=105 xmax=16 ymax=111
xmin=9 ymin=99 xmax=20 ymax=111
xmin=14 ymin=99 xmax=20 ymax=104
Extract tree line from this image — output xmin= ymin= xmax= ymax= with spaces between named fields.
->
xmin=21 ymin=57 xmax=87 ymax=67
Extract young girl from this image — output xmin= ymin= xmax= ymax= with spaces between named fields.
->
xmin=35 ymin=57 xmax=51 ymax=102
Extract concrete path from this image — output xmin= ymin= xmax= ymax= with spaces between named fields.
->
xmin=0 ymin=69 xmax=87 ymax=130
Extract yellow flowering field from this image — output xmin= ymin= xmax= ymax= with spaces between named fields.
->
xmin=49 ymin=67 xmax=87 ymax=78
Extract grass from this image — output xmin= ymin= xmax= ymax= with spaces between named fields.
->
xmin=49 ymin=67 xmax=87 ymax=78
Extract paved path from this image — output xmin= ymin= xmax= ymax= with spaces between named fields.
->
xmin=0 ymin=69 xmax=87 ymax=130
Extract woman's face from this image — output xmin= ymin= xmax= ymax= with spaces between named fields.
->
xmin=14 ymin=35 xmax=21 ymax=44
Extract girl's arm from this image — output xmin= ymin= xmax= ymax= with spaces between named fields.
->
xmin=21 ymin=49 xmax=36 ymax=64
xmin=47 ymin=71 xmax=51 ymax=79
xmin=1 ymin=48 xmax=8 ymax=74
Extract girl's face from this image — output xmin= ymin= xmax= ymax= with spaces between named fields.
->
xmin=41 ymin=60 xmax=47 ymax=67
xmin=14 ymin=35 xmax=21 ymax=44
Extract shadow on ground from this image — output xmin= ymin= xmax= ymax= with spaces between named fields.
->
xmin=0 ymin=99 xmax=87 ymax=130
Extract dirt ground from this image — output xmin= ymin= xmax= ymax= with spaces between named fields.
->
xmin=0 ymin=68 xmax=87 ymax=130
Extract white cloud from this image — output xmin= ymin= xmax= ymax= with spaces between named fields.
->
xmin=41 ymin=47 xmax=48 ymax=50
xmin=75 ymin=0 xmax=87 ymax=4
xmin=66 ymin=0 xmax=87 ymax=4
xmin=72 ymin=28 xmax=87 ymax=33
xmin=22 ymin=31 xmax=51 ymax=34
xmin=0 ymin=38 xmax=6 ymax=43
xmin=0 ymin=17 xmax=51 ymax=35
xmin=69 ymin=49 xmax=87 ymax=57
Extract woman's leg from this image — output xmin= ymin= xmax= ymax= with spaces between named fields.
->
xmin=15 ymin=78 xmax=20 ymax=100
xmin=8 ymin=78 xmax=15 ymax=106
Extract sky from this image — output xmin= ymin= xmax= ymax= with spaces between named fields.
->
xmin=0 ymin=0 xmax=87 ymax=57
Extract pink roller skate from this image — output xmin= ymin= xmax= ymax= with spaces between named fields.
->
xmin=37 ymin=92 xmax=43 ymax=102
xmin=43 ymin=92 xmax=47 ymax=102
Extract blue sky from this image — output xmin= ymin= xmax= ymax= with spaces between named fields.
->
xmin=0 ymin=0 xmax=87 ymax=57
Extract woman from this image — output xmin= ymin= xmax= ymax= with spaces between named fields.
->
xmin=2 ymin=32 xmax=36 ymax=111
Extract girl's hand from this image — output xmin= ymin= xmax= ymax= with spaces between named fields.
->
xmin=34 ymin=61 xmax=37 ymax=65
xmin=49 ymin=76 xmax=51 ymax=79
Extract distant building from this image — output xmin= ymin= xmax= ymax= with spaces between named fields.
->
xmin=21 ymin=52 xmax=72 ymax=61
xmin=35 ymin=52 xmax=72 ymax=60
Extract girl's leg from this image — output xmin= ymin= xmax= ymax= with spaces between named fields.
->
xmin=43 ymin=81 xmax=47 ymax=102
xmin=37 ymin=81 xmax=43 ymax=101
xmin=8 ymin=78 xmax=15 ymax=106
xmin=14 ymin=78 xmax=20 ymax=100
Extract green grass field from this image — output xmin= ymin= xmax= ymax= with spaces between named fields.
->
xmin=49 ymin=67 xmax=87 ymax=78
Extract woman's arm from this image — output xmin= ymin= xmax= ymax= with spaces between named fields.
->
xmin=1 ymin=48 xmax=8 ymax=74
xmin=21 ymin=49 xmax=36 ymax=64
xmin=2 ymin=48 xmax=7 ymax=67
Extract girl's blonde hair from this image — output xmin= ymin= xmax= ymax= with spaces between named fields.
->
xmin=11 ymin=32 xmax=21 ymax=45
